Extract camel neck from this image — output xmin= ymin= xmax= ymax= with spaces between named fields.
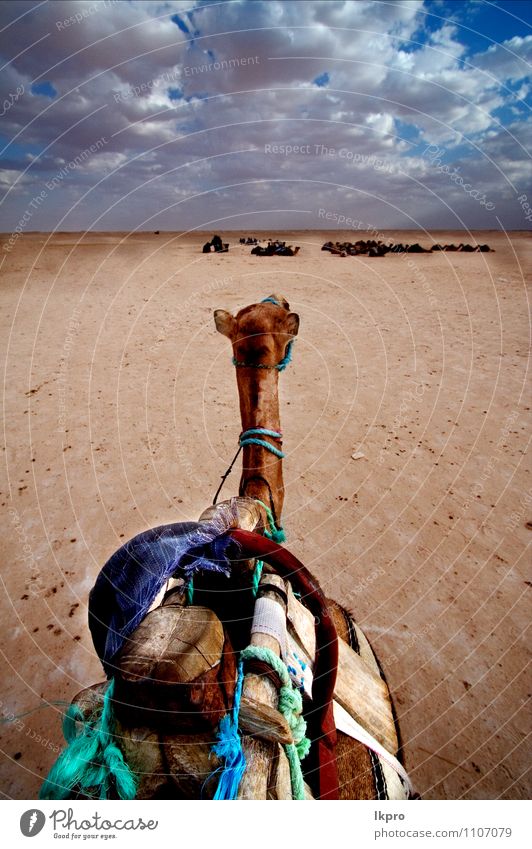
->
xmin=235 ymin=368 xmax=284 ymax=521
xmin=236 ymin=368 xmax=281 ymax=431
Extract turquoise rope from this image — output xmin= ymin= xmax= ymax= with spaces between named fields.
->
xmin=264 ymin=523 xmax=286 ymax=544
xmin=260 ymin=297 xmax=294 ymax=370
xmin=232 ymin=338 xmax=294 ymax=372
xmin=240 ymin=646 xmax=310 ymax=800
xmin=254 ymin=498 xmax=286 ymax=544
xmin=276 ymin=339 xmax=293 ymax=372
xmin=252 ymin=560 xmax=264 ymax=596
xmin=39 ymin=679 xmax=137 ymax=800
xmin=239 ymin=436 xmax=285 ymax=459
xmin=211 ymin=661 xmax=246 ymax=799
xmin=239 ymin=428 xmax=284 ymax=459
xmin=241 ymin=427 xmax=283 ymax=440
xmin=186 ymin=576 xmax=194 ymax=605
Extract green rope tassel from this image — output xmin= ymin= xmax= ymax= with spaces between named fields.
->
xmin=240 ymin=645 xmax=310 ymax=799
xmin=39 ymin=679 xmax=137 ymax=800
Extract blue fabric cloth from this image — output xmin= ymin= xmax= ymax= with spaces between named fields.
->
xmin=88 ymin=519 xmax=238 ymax=674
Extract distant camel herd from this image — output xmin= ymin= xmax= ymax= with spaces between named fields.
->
xmin=322 ymin=239 xmax=493 ymax=256
xmin=201 ymin=235 xmax=493 ymax=257
xmin=251 ymin=240 xmax=300 ymax=256
xmin=202 ymin=236 xmax=300 ymax=255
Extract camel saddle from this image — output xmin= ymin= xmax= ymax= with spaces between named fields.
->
xmin=68 ymin=499 xmax=409 ymax=799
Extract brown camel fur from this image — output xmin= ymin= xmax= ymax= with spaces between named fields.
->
xmin=214 ymin=293 xmax=369 ymax=636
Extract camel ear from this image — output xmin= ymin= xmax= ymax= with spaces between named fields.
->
xmin=214 ymin=309 xmax=235 ymax=338
xmin=285 ymin=312 xmax=299 ymax=338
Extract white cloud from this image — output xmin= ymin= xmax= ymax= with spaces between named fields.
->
xmin=472 ymin=35 xmax=532 ymax=82
xmin=0 ymin=0 xmax=529 ymax=231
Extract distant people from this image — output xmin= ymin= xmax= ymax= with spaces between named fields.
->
xmin=202 ymin=235 xmax=229 ymax=253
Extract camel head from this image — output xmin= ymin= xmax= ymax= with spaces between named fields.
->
xmin=214 ymin=294 xmax=299 ymax=367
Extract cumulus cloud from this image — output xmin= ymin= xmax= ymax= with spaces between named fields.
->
xmin=0 ymin=0 xmax=530 ymax=232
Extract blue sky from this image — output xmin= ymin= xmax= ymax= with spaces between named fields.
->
xmin=0 ymin=0 xmax=530 ymax=231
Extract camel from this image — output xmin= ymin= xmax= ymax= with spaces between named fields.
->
xmin=40 ymin=296 xmax=410 ymax=802
xmin=212 ymin=295 xmax=409 ymax=799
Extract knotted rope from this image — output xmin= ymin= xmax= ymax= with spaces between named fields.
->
xmin=40 ymin=679 xmax=137 ymax=800
xmin=241 ymin=645 xmax=310 ymax=799
xmin=251 ymin=559 xmax=264 ymax=596
xmin=254 ymin=498 xmax=286 ymax=543
xmin=210 ymin=645 xmax=310 ymax=800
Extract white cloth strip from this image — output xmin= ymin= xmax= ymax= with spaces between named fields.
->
xmin=250 ymin=596 xmax=287 ymax=656
xmin=333 ymin=700 xmax=414 ymax=797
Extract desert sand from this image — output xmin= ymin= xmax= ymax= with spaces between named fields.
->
xmin=0 ymin=229 xmax=530 ymax=800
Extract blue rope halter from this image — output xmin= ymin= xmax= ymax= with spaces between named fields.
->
xmin=239 ymin=427 xmax=284 ymax=458
xmin=232 ymin=340 xmax=293 ymax=371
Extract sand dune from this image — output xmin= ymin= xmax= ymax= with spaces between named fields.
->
xmin=0 ymin=229 xmax=530 ymax=799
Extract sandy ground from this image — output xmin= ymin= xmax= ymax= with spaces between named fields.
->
xmin=0 ymin=229 xmax=530 ymax=800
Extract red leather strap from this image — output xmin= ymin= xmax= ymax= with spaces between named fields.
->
xmin=229 ymin=529 xmax=339 ymax=800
